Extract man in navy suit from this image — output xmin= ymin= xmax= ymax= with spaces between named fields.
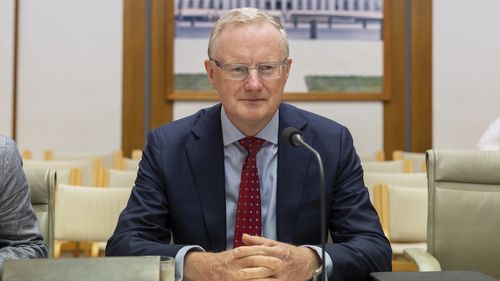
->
xmin=106 ymin=7 xmax=391 ymax=281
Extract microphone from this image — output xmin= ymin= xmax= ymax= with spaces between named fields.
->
xmin=281 ymin=127 xmax=326 ymax=281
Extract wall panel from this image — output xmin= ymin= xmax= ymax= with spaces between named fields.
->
xmin=16 ymin=0 xmax=123 ymax=158
xmin=433 ymin=0 xmax=500 ymax=149
xmin=0 ymin=0 xmax=15 ymax=137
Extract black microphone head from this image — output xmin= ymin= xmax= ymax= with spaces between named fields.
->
xmin=281 ymin=127 xmax=303 ymax=147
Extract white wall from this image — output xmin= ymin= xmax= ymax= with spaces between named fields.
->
xmin=15 ymin=0 xmax=123 ymax=157
xmin=433 ymin=0 xmax=500 ymax=149
xmin=0 ymin=0 xmax=14 ymax=137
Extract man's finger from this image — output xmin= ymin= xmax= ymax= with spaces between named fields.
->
xmin=233 ymin=245 xmax=276 ymax=258
xmin=243 ymin=255 xmax=283 ymax=270
xmin=242 ymin=234 xmax=279 ymax=247
xmin=238 ymin=266 xmax=275 ymax=280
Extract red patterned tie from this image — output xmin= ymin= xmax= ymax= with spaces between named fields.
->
xmin=233 ymin=137 xmax=265 ymax=248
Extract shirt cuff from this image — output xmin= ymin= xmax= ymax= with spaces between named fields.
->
xmin=302 ymin=245 xmax=333 ymax=280
xmin=174 ymin=245 xmax=205 ymax=281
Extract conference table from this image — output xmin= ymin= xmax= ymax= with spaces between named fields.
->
xmin=3 ymin=257 xmax=499 ymax=281
xmin=371 ymin=271 xmax=500 ymax=281
xmin=1 ymin=256 xmax=174 ymax=281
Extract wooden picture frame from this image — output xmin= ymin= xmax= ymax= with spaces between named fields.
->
xmin=166 ymin=0 xmax=392 ymax=102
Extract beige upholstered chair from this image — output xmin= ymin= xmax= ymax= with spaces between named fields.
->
xmin=361 ymin=160 xmax=412 ymax=173
xmin=364 ymin=172 xmax=427 ymax=205
xmin=100 ymin=168 xmax=137 ymax=188
xmin=44 ymin=150 xmax=123 ymax=185
xmin=54 ymin=184 xmax=131 ymax=257
xmin=44 ymin=149 xmax=123 ymax=169
xmin=359 ymin=150 xmax=385 ymax=162
xmin=375 ymin=184 xmax=427 ymax=271
xmin=111 ymin=149 xmax=142 ymax=171
xmin=393 ymin=150 xmax=427 ymax=172
xmin=23 ymin=159 xmax=93 ymax=186
xmin=120 ymin=157 xmax=140 ymax=171
xmin=24 ymin=165 xmax=74 ymax=187
xmin=363 ymin=172 xmax=427 ymax=271
xmin=24 ymin=169 xmax=56 ymax=257
xmin=405 ymin=150 xmax=500 ymax=279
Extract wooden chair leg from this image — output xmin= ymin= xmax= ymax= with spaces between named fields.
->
xmin=74 ymin=241 xmax=81 ymax=257
xmin=392 ymin=255 xmax=418 ymax=272
xmin=54 ymin=241 xmax=62 ymax=258
xmin=90 ymin=242 xmax=100 ymax=257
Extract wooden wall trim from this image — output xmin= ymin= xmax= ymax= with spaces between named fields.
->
xmin=12 ymin=0 xmax=19 ymax=140
xmin=167 ymin=92 xmax=389 ymax=102
xmin=410 ymin=0 xmax=432 ymax=152
xmin=122 ymin=0 xmax=146 ymax=157
xmin=122 ymin=0 xmax=173 ymax=154
xmin=383 ymin=0 xmax=432 ymax=158
xmin=150 ymin=0 xmax=173 ymax=129
xmin=383 ymin=0 xmax=408 ymax=159
xmin=165 ymin=1 xmax=390 ymax=101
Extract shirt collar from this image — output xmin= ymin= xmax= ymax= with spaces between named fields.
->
xmin=221 ymin=106 xmax=279 ymax=147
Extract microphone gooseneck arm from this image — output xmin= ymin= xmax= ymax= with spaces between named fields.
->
xmin=281 ymin=127 xmax=326 ymax=281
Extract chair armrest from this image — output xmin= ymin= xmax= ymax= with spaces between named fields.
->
xmin=403 ymin=248 xmax=442 ymax=271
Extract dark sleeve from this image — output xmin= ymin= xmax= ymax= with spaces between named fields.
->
xmin=326 ymin=127 xmax=392 ymax=280
xmin=105 ymin=131 xmax=185 ymax=257
xmin=0 ymin=136 xmax=48 ymax=273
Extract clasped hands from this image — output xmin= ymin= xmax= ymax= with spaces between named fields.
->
xmin=184 ymin=234 xmax=321 ymax=281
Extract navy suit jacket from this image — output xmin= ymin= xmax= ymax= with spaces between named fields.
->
xmin=106 ymin=103 xmax=391 ymax=280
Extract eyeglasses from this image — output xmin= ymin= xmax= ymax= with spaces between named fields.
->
xmin=210 ymin=58 xmax=288 ymax=81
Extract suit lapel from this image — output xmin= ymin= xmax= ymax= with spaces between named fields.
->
xmin=185 ymin=105 xmax=227 ymax=252
xmin=277 ymin=104 xmax=313 ymax=243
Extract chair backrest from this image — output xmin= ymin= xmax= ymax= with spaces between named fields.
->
xmin=105 ymin=169 xmax=137 ymax=188
xmin=427 ymin=149 xmax=500 ymax=278
xmin=24 ymin=169 xmax=56 ymax=257
xmin=121 ymin=157 xmax=140 ymax=171
xmin=361 ymin=160 xmax=412 ymax=173
xmin=393 ymin=150 xmax=427 ymax=172
xmin=23 ymin=159 xmax=93 ymax=185
xmin=378 ymin=184 xmax=427 ymax=243
xmin=364 ymin=171 xmax=427 ymax=210
xmin=359 ymin=150 xmax=385 ymax=162
xmin=54 ymin=184 xmax=131 ymax=242
xmin=45 ymin=150 xmax=123 ymax=169
xmin=364 ymin=172 xmax=427 ymax=191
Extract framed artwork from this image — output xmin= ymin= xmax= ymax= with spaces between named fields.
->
xmin=167 ymin=0 xmax=391 ymax=101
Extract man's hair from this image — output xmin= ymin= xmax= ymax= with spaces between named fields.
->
xmin=207 ymin=7 xmax=289 ymax=60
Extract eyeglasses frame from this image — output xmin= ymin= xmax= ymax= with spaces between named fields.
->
xmin=209 ymin=57 xmax=289 ymax=81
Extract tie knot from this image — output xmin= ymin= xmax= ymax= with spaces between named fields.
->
xmin=238 ymin=137 xmax=265 ymax=154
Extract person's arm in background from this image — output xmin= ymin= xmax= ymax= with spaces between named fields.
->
xmin=0 ymin=136 xmax=48 ymax=273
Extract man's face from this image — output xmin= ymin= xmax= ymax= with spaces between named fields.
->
xmin=205 ymin=22 xmax=292 ymax=135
